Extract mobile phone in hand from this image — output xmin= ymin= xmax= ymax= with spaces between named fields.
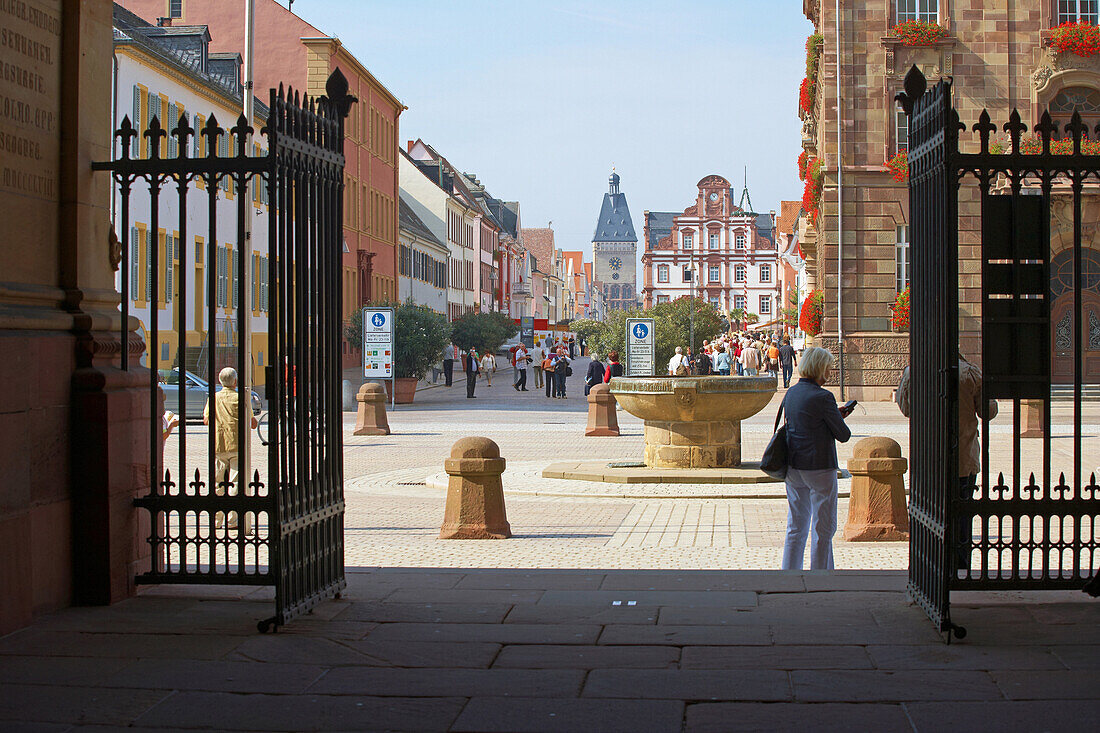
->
xmin=841 ymin=399 xmax=857 ymax=417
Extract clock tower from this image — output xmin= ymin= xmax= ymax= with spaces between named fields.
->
xmin=592 ymin=170 xmax=638 ymax=315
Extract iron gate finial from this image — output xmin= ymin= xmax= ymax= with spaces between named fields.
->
xmin=896 ymin=65 xmax=927 ymax=116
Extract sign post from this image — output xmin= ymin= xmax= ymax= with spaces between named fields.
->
xmin=625 ymin=318 xmax=655 ymax=377
xmin=520 ymin=316 xmax=535 ymax=348
xmin=362 ymin=306 xmax=396 ymax=409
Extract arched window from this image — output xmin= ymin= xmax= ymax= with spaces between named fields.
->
xmin=1048 ymin=86 xmax=1100 ymax=131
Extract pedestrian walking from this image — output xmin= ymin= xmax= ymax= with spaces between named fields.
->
xmin=532 ymin=345 xmax=545 ymax=388
xmin=668 ymin=346 xmax=690 ymax=376
xmin=480 ymin=350 xmax=496 ymax=387
xmin=585 ymin=353 xmax=605 ymax=396
xmin=513 ymin=343 xmax=531 ymax=391
xmin=734 ymin=340 xmax=744 ymax=376
xmin=442 ymin=343 xmax=457 ymax=386
xmin=693 ymin=347 xmax=712 ymax=375
xmin=568 ymin=336 xmax=576 ymax=359
xmin=714 ymin=344 xmax=732 ymax=375
xmin=465 ymin=348 xmax=479 ymax=398
xmin=555 ymin=353 xmax=570 ymax=398
xmin=767 ymin=342 xmax=781 ymax=377
xmin=780 ymin=347 xmax=853 ymax=570
xmin=604 ymin=350 xmax=624 ymax=382
xmin=896 ymin=353 xmax=997 ymax=570
xmin=543 ymin=351 xmax=556 ymax=398
xmin=740 ymin=341 xmax=761 ymax=376
xmin=202 ymin=367 xmax=257 ymax=530
xmin=778 ymin=338 xmax=797 ymax=388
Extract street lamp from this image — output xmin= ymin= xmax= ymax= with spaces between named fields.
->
xmin=489 ymin=270 xmax=498 ymax=313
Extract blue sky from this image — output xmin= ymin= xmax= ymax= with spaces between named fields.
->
xmin=283 ymin=0 xmax=813 ymax=262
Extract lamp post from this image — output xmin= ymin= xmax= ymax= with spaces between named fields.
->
xmin=489 ymin=270 xmax=498 ymax=313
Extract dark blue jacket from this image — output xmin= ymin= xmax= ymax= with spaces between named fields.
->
xmin=782 ymin=378 xmax=851 ymax=470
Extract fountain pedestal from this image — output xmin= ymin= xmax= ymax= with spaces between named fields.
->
xmin=610 ymin=376 xmax=776 ymax=469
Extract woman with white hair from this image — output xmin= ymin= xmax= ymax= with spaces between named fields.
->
xmin=779 ymin=346 xmax=852 ymax=570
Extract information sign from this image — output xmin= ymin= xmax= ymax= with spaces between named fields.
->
xmin=625 ymin=318 xmax=655 ymax=377
xmin=362 ymin=307 xmax=395 ymax=379
xmin=520 ymin=316 xmax=535 ymax=347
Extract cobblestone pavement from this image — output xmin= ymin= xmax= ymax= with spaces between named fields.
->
xmin=164 ymin=358 xmax=1100 ymax=573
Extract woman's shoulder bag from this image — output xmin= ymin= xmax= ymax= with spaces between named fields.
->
xmin=760 ymin=399 xmax=788 ymax=480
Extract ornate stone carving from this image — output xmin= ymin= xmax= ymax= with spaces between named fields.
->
xmin=108 ymin=229 xmax=122 ymax=272
xmin=1032 ymin=46 xmax=1100 ymax=94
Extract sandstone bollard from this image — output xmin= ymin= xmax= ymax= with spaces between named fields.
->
xmin=354 ymin=382 xmax=390 ymax=436
xmin=1021 ymin=399 xmax=1044 ymax=438
xmin=440 ymin=437 xmax=511 ymax=539
xmin=585 ymin=383 xmax=620 ymax=436
xmin=843 ymin=436 xmax=909 ymax=541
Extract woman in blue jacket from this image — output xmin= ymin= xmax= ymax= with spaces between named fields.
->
xmin=780 ymin=346 xmax=852 ymax=570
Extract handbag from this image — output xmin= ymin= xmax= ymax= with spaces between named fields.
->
xmin=760 ymin=399 xmax=788 ymax=480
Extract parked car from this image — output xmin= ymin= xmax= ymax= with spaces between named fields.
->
xmin=159 ymin=369 xmax=262 ymax=420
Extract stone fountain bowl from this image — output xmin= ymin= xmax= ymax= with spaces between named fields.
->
xmin=608 ymin=376 xmax=777 ymax=423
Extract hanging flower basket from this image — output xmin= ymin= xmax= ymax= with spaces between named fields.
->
xmin=801 ymin=157 xmax=823 ymax=225
xmin=797 ymin=150 xmax=810 ymax=181
xmin=799 ymin=77 xmax=813 ymax=116
xmin=799 ymin=289 xmax=824 ymax=336
xmin=1049 ymin=22 xmax=1100 ymax=58
xmin=892 ymin=286 xmax=910 ymax=332
xmin=891 ymin=20 xmax=948 ymax=46
xmin=886 ymin=150 xmax=908 ymax=182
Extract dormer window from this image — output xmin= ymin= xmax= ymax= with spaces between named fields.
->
xmin=169 ymin=0 xmax=183 ymax=19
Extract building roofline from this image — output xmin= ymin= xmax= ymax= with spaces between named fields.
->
xmin=300 ymin=37 xmax=407 ymax=111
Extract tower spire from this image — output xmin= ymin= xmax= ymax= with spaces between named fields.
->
xmin=738 ymin=166 xmax=755 ymax=213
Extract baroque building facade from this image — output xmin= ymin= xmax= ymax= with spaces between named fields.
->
xmin=642 ymin=175 xmax=779 ymax=322
xmin=801 ymin=0 xmax=1100 ymax=399
xmin=591 ymin=172 xmax=638 ymax=313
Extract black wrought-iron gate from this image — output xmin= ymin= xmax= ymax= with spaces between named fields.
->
xmin=94 ymin=70 xmax=355 ymax=632
xmin=899 ymin=67 xmax=1100 ymax=640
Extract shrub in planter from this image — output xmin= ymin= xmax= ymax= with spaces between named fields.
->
xmin=344 ymin=301 xmax=451 ymax=381
xmin=799 ymin=289 xmax=824 ymax=336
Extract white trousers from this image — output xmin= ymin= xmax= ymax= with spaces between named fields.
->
xmin=782 ymin=466 xmax=838 ymax=571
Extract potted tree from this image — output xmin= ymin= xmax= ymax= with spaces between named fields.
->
xmin=345 ymin=302 xmax=451 ymax=404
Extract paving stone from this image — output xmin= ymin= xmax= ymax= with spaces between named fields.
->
xmin=384 ymin=588 xmax=545 ymax=605
xmin=0 ymin=655 xmax=136 ymax=685
xmin=230 ymin=635 xmax=371 ymax=666
xmin=276 ymin=619 xmax=377 ymax=641
xmin=503 ymin=603 xmax=659 ymax=625
xmin=758 ymin=591 xmax=903 ymax=610
xmin=135 ymin=691 xmax=465 ymax=731
xmin=309 ymin=667 xmax=584 ymax=697
xmin=867 ymin=644 xmax=1065 ymax=670
xmin=681 ymin=645 xmax=873 ymax=670
xmin=0 ymin=724 xmax=73 ymax=733
xmin=990 ymin=670 xmax=1100 ymax=699
xmin=801 ymin=572 xmax=908 ymax=592
xmin=791 ymin=670 xmax=1002 ymax=702
xmin=772 ymin=622 xmax=944 ymax=645
xmin=957 ymin=622 xmax=1100 ymax=646
xmin=1052 ymin=644 xmax=1100 ymax=669
xmin=685 ymin=702 xmax=911 ymax=732
xmin=600 ymin=572 xmax=805 ymax=592
xmin=343 ymin=639 xmax=501 ymax=668
xmin=104 ymin=659 xmax=327 ymax=693
xmin=0 ymin=684 xmax=171 ymax=726
xmin=333 ymin=601 xmax=512 ymax=624
xmin=0 ymin=630 xmax=245 ymax=660
xmin=599 ymin=625 xmax=772 ymax=646
xmin=365 ymin=622 xmax=601 ymax=644
xmin=451 ymin=698 xmax=685 ymax=733
xmin=454 ymin=571 xmax=606 ymax=590
xmin=658 ymin=606 xmax=877 ymax=626
xmin=905 ymin=701 xmax=1100 ymax=733
xmin=583 ymin=669 xmax=791 ymax=701
xmin=1024 ymin=602 xmax=1100 ymax=625
xmin=537 ymin=590 xmax=757 ymax=608
xmin=493 ymin=644 xmax=680 ymax=669
xmin=346 ymin=570 xmax=465 ymax=590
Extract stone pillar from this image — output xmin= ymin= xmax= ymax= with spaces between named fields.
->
xmin=844 ymin=436 xmax=909 ymax=541
xmin=440 ymin=437 xmax=510 ymax=539
xmin=354 ymin=382 xmax=390 ymax=436
xmin=1021 ymin=399 xmax=1044 ymax=438
xmin=585 ymin=383 xmax=619 ymax=436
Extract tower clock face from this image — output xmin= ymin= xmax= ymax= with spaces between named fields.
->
xmin=608 ymin=256 xmax=623 ymax=270
xmin=709 ymin=192 xmax=719 ymax=202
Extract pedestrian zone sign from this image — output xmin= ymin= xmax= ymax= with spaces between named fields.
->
xmin=362 ymin=307 xmax=395 ymax=379
xmin=625 ymin=318 xmax=655 ymax=377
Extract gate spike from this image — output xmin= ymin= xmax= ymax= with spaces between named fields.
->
xmin=278 ymin=82 xmax=285 ymax=100
xmin=1002 ymin=109 xmax=1027 ymax=155
xmin=973 ymin=110 xmax=996 ymax=154
xmin=1035 ymin=111 xmax=1057 ymax=156
xmin=1065 ymin=110 xmax=1087 ymax=155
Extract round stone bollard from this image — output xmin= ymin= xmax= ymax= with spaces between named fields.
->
xmin=440 ymin=437 xmax=511 ymax=539
xmin=585 ymin=383 xmax=620 ymax=437
xmin=844 ymin=436 xmax=909 ymax=541
xmin=354 ymin=382 xmax=390 ymax=436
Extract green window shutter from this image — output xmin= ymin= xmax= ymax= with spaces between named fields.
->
xmin=193 ymin=115 xmax=202 ymax=158
xmin=130 ymin=227 xmax=139 ymax=300
xmin=145 ymin=231 xmax=154 ymax=302
xmin=131 ymin=86 xmax=140 ymax=157
xmin=251 ymin=255 xmax=257 ymax=311
xmin=219 ymin=247 xmax=226 ymax=307
xmin=165 ymin=236 xmax=173 ymax=303
xmin=167 ymin=103 xmax=178 ymax=157
xmin=232 ymin=250 xmax=238 ymax=308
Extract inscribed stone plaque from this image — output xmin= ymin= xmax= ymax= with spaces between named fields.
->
xmin=0 ymin=0 xmax=62 ymax=285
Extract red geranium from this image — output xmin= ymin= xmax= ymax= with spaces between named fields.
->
xmin=801 ymin=156 xmax=823 ymax=225
xmin=799 ymin=77 xmax=813 ymax=116
xmin=799 ymin=290 xmax=824 ymax=336
xmin=891 ymin=20 xmax=948 ymax=46
xmin=798 ymin=150 xmax=809 ymax=181
xmin=1050 ymin=22 xmax=1100 ymax=58
xmin=886 ymin=150 xmax=908 ymax=182
xmin=892 ymin=286 xmax=910 ymax=332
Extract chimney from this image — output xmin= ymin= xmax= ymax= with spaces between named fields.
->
xmin=157 ymin=16 xmax=173 ymax=27
xmin=407 ymin=140 xmax=414 ymax=153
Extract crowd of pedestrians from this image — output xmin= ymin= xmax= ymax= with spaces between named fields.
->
xmin=665 ymin=330 xmax=800 ymax=388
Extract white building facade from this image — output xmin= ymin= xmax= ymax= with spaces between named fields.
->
xmin=397 ymin=192 xmax=448 ymax=313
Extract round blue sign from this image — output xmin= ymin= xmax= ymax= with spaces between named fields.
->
xmin=632 ymin=323 xmax=649 ymax=339
xmin=371 ymin=312 xmax=386 ymax=328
